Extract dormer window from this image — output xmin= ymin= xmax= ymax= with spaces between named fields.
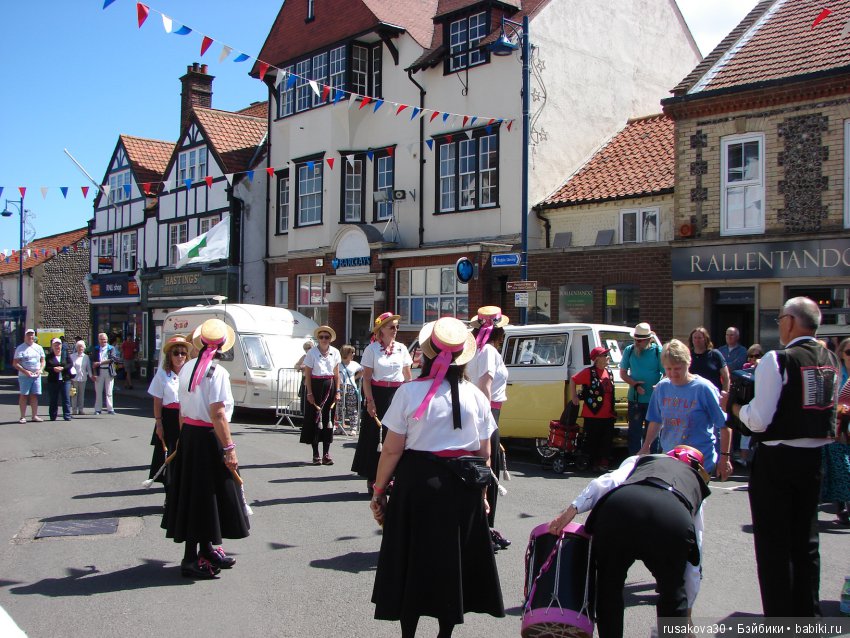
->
xmin=109 ymin=170 xmax=132 ymax=204
xmin=447 ymin=11 xmax=489 ymax=73
xmin=178 ymin=147 xmax=208 ymax=184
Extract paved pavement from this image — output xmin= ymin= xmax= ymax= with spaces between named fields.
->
xmin=0 ymin=374 xmax=848 ymax=637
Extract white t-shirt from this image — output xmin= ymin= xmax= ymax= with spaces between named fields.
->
xmin=341 ymin=360 xmax=362 ymax=388
xmin=69 ymin=352 xmax=91 ymax=382
xmin=467 ymin=343 xmax=509 ymax=403
xmin=148 ymin=367 xmax=181 ymax=406
xmin=178 ymin=360 xmax=234 ymax=422
xmin=361 ymin=340 xmax=412 ymax=382
xmin=303 ymin=345 xmax=341 ymax=377
xmin=382 ymin=378 xmax=496 ymax=452
xmin=14 ymin=343 xmax=44 ymax=373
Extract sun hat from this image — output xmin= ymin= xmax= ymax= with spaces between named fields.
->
xmin=162 ymin=334 xmax=191 ymax=356
xmin=314 ymin=325 xmax=337 ymax=342
xmin=633 ymin=322 xmax=653 ymax=339
xmin=414 ymin=317 xmax=478 ymax=421
xmin=589 ymin=346 xmax=610 ymax=360
xmin=25 ymin=328 xmax=35 ymax=336
xmin=372 ymin=312 xmax=401 ymax=335
xmin=50 ymin=337 xmax=62 ymax=345
xmin=471 ymin=305 xmax=509 ymax=349
xmin=191 ymin=319 xmax=236 ymax=353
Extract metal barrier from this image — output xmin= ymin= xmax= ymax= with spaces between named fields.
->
xmin=275 ymin=367 xmax=304 ymax=428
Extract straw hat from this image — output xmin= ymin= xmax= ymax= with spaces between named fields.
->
xmin=633 ymin=322 xmax=654 ymax=339
xmin=314 ymin=325 xmax=337 ymax=342
xmin=372 ymin=311 xmax=401 ymax=335
xmin=418 ymin=317 xmax=476 ymax=366
xmin=470 ymin=305 xmax=509 ymax=328
xmin=191 ymin=319 xmax=236 ymax=353
xmin=162 ymin=334 xmax=191 ymax=356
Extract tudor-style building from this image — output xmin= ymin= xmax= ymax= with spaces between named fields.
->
xmin=662 ymin=0 xmax=850 ymax=348
xmin=89 ymin=63 xmax=268 ymax=376
xmin=254 ymin=0 xmax=701 ymax=348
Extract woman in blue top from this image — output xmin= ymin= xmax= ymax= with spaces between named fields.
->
xmin=639 ymin=339 xmax=732 ymax=480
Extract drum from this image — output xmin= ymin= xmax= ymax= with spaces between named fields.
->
xmin=521 ymin=522 xmax=593 ymax=638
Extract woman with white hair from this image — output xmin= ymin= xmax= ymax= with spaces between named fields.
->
xmin=69 ymin=340 xmax=92 ymax=415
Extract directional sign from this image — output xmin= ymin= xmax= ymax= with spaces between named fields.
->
xmin=491 ymin=253 xmax=521 ymax=267
xmin=506 ymin=280 xmax=538 ymax=292
xmin=514 ymin=292 xmax=529 ymax=308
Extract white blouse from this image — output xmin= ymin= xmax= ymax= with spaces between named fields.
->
xmin=303 ymin=345 xmax=341 ymax=377
xmin=147 ymin=367 xmax=181 ymax=406
xmin=178 ymin=360 xmax=234 ymax=422
xmin=361 ymin=340 xmax=412 ymax=382
xmin=467 ymin=343 xmax=509 ymax=403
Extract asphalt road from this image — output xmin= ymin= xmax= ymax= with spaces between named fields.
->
xmin=0 ymin=376 xmax=847 ymax=637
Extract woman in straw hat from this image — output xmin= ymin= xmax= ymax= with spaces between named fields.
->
xmin=162 ymin=319 xmax=249 ymax=579
xmin=146 ymin=335 xmax=191 ymax=486
xmin=299 ymin=325 xmax=341 ymax=465
xmin=352 ymin=311 xmax=412 ymax=493
xmin=468 ymin=306 xmax=512 ymax=552
xmin=370 ymin=317 xmax=504 ymax=636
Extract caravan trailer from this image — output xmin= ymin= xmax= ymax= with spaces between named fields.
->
xmin=161 ymin=304 xmax=318 ymax=410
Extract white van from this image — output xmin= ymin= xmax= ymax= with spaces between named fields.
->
xmin=496 ymin=323 xmax=654 ymax=448
xmin=161 ymin=303 xmax=318 ymax=410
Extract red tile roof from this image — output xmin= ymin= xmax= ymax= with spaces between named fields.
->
xmin=671 ymin=0 xmax=850 ymax=96
xmin=539 ymin=114 xmax=674 ymax=208
xmin=236 ymin=101 xmax=269 ymax=119
xmin=0 ymin=227 xmax=88 ymax=277
xmin=193 ymin=108 xmax=267 ymax=174
xmin=254 ymin=0 xmax=438 ymax=75
xmin=120 ymin=134 xmax=173 ymax=187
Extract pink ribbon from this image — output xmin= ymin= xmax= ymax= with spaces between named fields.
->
xmin=413 ymin=333 xmax=464 ymax=420
xmin=474 ymin=311 xmax=502 ymax=349
xmin=189 ymin=334 xmax=226 ymax=392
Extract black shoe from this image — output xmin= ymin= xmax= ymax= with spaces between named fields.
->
xmin=491 ymin=541 xmax=500 ymax=553
xmin=181 ymin=557 xmax=220 ymax=579
xmin=491 ymin=529 xmax=511 ymax=549
xmin=203 ymin=547 xmax=236 ymax=569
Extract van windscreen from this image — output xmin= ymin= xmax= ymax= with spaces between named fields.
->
xmin=505 ymin=334 xmax=567 ymax=366
xmin=598 ymin=330 xmax=634 ymax=365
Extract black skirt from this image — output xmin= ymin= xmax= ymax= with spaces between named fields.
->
xmin=372 ymin=451 xmax=505 ymax=623
xmin=148 ymin=406 xmax=180 ymax=483
xmin=299 ymin=377 xmax=335 ymax=445
xmin=351 ymin=384 xmax=397 ymax=480
xmin=161 ymin=424 xmax=250 ymax=544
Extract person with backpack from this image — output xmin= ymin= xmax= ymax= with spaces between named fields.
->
xmin=619 ymin=322 xmax=664 ymax=454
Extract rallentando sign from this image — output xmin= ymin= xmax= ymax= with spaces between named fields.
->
xmin=672 ymin=238 xmax=850 ymax=280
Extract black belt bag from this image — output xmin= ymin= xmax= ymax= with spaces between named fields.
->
xmin=438 ymin=455 xmax=491 ymax=489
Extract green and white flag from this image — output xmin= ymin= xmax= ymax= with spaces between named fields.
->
xmin=174 ymin=216 xmax=230 ymax=267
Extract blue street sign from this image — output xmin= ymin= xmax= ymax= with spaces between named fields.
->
xmin=455 ymin=257 xmax=474 ymax=283
xmin=491 ymin=253 xmax=521 ymax=267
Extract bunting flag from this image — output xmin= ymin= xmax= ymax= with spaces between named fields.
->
xmin=257 ymin=61 xmax=270 ymax=81
xmin=161 ymin=14 xmax=172 ymax=33
xmin=0 ymin=187 xmax=3 ymax=199
xmin=359 ymin=96 xmax=372 ymax=110
xmin=219 ymin=45 xmax=232 ymax=63
xmin=373 ymin=99 xmax=384 ymax=113
xmin=233 ymin=53 xmax=250 ymax=63
xmin=200 ymin=35 xmax=213 ymax=56
xmin=812 ymin=8 xmax=831 ymax=29
xmin=204 ymin=176 xmax=213 ymax=188
xmin=19 ymin=187 xmax=26 ymax=198
xmin=60 ymin=187 xmax=68 ymax=199
xmin=173 ymin=25 xmax=192 ymax=36
xmin=137 ymin=3 xmax=149 ymax=28
xmin=266 ymin=167 xmax=275 ymax=177
xmin=246 ymin=170 xmax=254 ymax=182
xmin=103 ymin=0 xmax=117 ymax=8
xmin=82 ymin=186 xmax=89 ymax=199
xmin=430 ymin=111 xmax=440 ymax=123
xmin=326 ymin=158 xmax=335 ymax=170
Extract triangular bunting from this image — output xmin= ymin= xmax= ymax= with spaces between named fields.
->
xmin=18 ymin=186 xmax=26 ymax=198
xmin=204 ymin=176 xmax=213 ymax=188
xmin=366 ymin=151 xmax=374 ymax=162
xmin=396 ymin=104 xmax=408 ymax=115
xmin=81 ymin=186 xmax=89 ymax=199
xmin=386 ymin=147 xmax=394 ymax=157
xmin=462 ymin=116 xmax=469 ymax=127
xmin=470 ymin=116 xmax=478 ymax=126
xmin=333 ymin=89 xmax=345 ymax=104
xmin=507 ymin=120 xmax=514 ymax=132
xmin=258 ymin=62 xmax=270 ymax=81
xmin=173 ymin=25 xmax=192 ymax=36
xmin=321 ymin=85 xmax=331 ymax=102
xmin=348 ymin=94 xmax=358 ymax=109
xmin=373 ymin=99 xmax=384 ymax=113
xmin=430 ymin=111 xmax=440 ymax=123
xmin=123 ymin=184 xmax=131 ymax=197
xmin=446 ymin=134 xmax=453 ymax=143
xmin=426 ymin=139 xmax=434 ymax=151
xmin=246 ymin=170 xmax=254 ymax=182
xmin=142 ymin=183 xmax=151 ymax=195
xmin=410 ymin=107 xmax=421 ymax=120
xmin=274 ymin=68 xmax=286 ymax=88
xmin=102 ymin=184 xmax=111 ymax=196
xmin=233 ymin=53 xmax=250 ymax=63
xmin=286 ymin=73 xmax=297 ymax=89
xmin=219 ymin=45 xmax=232 ymax=63
xmin=0 ymin=187 xmax=3 ymax=199
xmin=60 ymin=187 xmax=68 ymax=199
xmin=137 ymin=3 xmax=150 ymax=28
xmin=103 ymin=0 xmax=117 ymax=8
xmin=442 ymin=113 xmax=450 ymax=122
xmin=200 ymin=36 xmax=213 ymax=56
xmin=309 ymin=80 xmax=320 ymax=97
xmin=161 ymin=14 xmax=173 ymax=32
xmin=346 ymin=154 xmax=355 ymax=167
xmin=326 ymin=158 xmax=335 ymax=170
xmin=184 ymin=179 xmax=192 ymax=189
xmin=307 ymin=161 xmax=315 ymax=171
xmin=359 ymin=96 xmax=372 ymax=110
xmin=266 ymin=167 xmax=275 ymax=177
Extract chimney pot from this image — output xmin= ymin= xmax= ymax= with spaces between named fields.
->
xmin=201 ymin=64 xmax=208 ymax=74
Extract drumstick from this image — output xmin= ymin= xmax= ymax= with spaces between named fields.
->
xmin=375 ymin=416 xmax=383 ymax=452
xmin=229 ymin=467 xmax=254 ymax=516
xmin=142 ymin=448 xmax=177 ymax=488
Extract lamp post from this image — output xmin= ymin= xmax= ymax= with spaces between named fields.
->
xmin=490 ymin=15 xmax=531 ymax=325
xmin=2 ymin=194 xmax=26 ymax=341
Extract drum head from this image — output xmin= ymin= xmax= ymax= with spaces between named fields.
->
xmin=521 ymin=621 xmax=592 ymax=638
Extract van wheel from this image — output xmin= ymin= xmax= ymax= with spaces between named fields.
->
xmin=535 ymin=438 xmax=558 ymax=460
xmin=552 ymin=456 xmax=566 ymax=474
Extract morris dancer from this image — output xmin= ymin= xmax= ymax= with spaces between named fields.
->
xmin=300 ymin=325 xmax=341 ymax=466
xmin=162 ymin=319 xmax=248 ymax=579
xmin=352 ymin=312 xmax=411 ymax=493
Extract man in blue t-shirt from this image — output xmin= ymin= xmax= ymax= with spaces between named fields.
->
xmin=717 ymin=326 xmax=748 ymax=372
xmin=619 ymin=322 xmax=664 ymax=454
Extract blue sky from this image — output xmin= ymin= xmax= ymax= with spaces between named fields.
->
xmin=0 ymin=0 xmax=758 ymax=243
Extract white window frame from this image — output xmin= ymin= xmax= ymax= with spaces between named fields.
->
xmin=275 ymin=277 xmax=289 ymax=308
xmin=375 ymin=154 xmax=394 ymax=221
xmin=109 ymin=170 xmax=132 ymax=204
xmin=439 ymin=143 xmax=456 ymax=212
xmin=329 ymin=47 xmax=346 ymax=93
xmin=844 ymin=120 xmax=850 ymax=228
xmin=437 ymin=130 xmax=499 ymax=213
xmin=297 ymin=161 xmax=323 ymax=226
xmin=344 ymin=159 xmax=364 ymax=222
xmin=312 ymin=52 xmax=328 ymax=107
xmin=351 ymin=44 xmax=369 ymax=96
xmin=297 ymin=274 xmax=328 ymax=326
xmin=99 ymin=237 xmax=114 ymax=258
xmin=120 ymin=232 xmax=137 ymax=271
xmin=448 ymin=12 xmax=488 ymax=72
xmin=199 ymin=215 xmax=219 ymax=235
xmin=277 ymin=171 xmax=290 ymax=233
xmin=178 ymin=147 xmax=208 ymax=184
xmin=169 ymin=221 xmax=188 ymax=265
xmin=619 ymin=207 xmax=659 ymax=243
xmin=396 ymin=266 xmax=468 ymax=329
xmin=720 ymin=133 xmax=765 ymax=236
xmin=278 ymin=65 xmax=295 ymax=118
xmin=296 ymin=58 xmax=311 ymax=113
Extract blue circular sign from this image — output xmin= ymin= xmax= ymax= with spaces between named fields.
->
xmin=456 ymin=257 xmax=474 ymax=283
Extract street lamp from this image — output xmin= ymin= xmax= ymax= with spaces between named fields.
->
xmin=2 ymin=194 xmax=27 ymax=340
xmin=490 ymin=15 xmax=531 ymax=325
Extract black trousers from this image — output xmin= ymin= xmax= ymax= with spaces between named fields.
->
xmin=589 ymin=484 xmax=695 ymax=638
xmin=748 ymin=443 xmax=823 ymax=617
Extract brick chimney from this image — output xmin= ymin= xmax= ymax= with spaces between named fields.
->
xmin=180 ymin=62 xmax=214 ymax=134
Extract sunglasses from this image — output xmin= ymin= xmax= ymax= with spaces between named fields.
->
xmin=318 ymin=335 xmax=331 ymax=340
xmin=171 ymin=350 xmax=188 ymax=356
xmin=748 ymin=354 xmax=762 ymax=359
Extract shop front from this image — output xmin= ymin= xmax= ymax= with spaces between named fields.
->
xmin=86 ymin=272 xmax=143 ymax=355
xmin=672 ymin=238 xmax=850 ymax=350
xmin=142 ymin=267 xmax=238 ymax=376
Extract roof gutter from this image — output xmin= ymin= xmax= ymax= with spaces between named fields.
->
xmin=406 ymin=69 xmax=426 ymax=247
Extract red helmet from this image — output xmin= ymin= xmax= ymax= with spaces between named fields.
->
xmin=666 ymin=445 xmax=704 ymax=466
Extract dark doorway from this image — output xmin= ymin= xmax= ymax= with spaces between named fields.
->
xmin=711 ymin=288 xmax=755 ymax=348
